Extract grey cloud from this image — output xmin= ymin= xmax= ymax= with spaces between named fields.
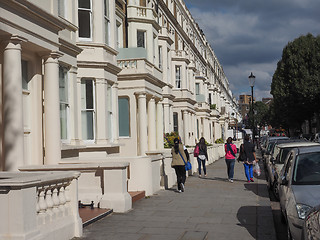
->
xmin=183 ymin=0 xmax=320 ymax=100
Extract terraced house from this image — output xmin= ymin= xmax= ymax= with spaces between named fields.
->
xmin=0 ymin=0 xmax=240 ymax=239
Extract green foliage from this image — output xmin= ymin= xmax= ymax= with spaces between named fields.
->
xmin=215 ymin=138 xmax=224 ymax=144
xmin=210 ymin=104 xmax=216 ymax=110
xmin=271 ymin=33 xmax=320 ymax=132
xmin=164 ymin=132 xmax=179 ymax=148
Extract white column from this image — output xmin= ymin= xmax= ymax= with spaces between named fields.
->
xmin=3 ymin=36 xmax=26 ymax=171
xmin=148 ymin=97 xmax=156 ymax=151
xmin=188 ymin=112 xmax=192 ymax=146
xmin=69 ymin=66 xmax=80 ymax=145
xmin=95 ymin=78 xmax=107 ymax=144
xmin=43 ymin=51 xmax=63 ymax=165
xmin=112 ymin=82 xmax=119 ymax=143
xmin=156 ymin=101 xmax=164 ymax=150
xmin=183 ymin=110 xmax=188 ymax=145
xmin=137 ymin=93 xmax=147 ymax=155
xmin=163 ymin=102 xmax=170 ymax=133
xmin=169 ymin=105 xmax=174 ymax=133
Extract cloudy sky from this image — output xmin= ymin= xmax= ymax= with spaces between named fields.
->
xmin=184 ymin=0 xmax=320 ymax=100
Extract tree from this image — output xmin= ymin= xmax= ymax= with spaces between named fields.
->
xmin=270 ymin=33 xmax=320 ymax=133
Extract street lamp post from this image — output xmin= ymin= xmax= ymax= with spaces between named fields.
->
xmin=248 ymin=72 xmax=255 ymax=142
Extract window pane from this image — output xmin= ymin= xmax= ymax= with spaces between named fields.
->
xmin=78 ymin=10 xmax=91 ymax=38
xmin=59 ymin=67 xmax=68 ymax=102
xmin=21 ymin=60 xmax=28 ymax=90
xmin=82 ymin=111 xmax=94 ymax=140
xmin=173 ymin=112 xmax=178 ymax=132
xmin=137 ymin=30 xmax=145 ymax=48
xmin=79 ymin=0 xmax=90 ymax=9
xmin=195 ymin=83 xmax=200 ymax=95
xmin=81 ymin=80 xmax=93 ymax=109
xmin=119 ymin=98 xmax=130 ymax=137
xmin=60 ymin=104 xmax=68 ymax=139
xmin=105 ymin=18 xmax=109 ymax=45
xmin=104 ymin=0 xmax=109 ymax=18
xmin=58 ymin=0 xmax=65 ymax=17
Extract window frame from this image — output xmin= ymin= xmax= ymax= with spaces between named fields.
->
xmin=175 ymin=65 xmax=181 ymax=89
xmin=81 ymin=78 xmax=96 ymax=142
xmin=137 ymin=30 xmax=146 ymax=48
xmin=59 ymin=66 xmax=70 ymax=142
xmin=118 ymin=97 xmax=130 ymax=137
xmin=78 ymin=0 xmax=93 ymax=41
xmin=104 ymin=0 xmax=110 ymax=45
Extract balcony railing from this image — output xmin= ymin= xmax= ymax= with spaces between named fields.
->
xmin=0 ymin=171 xmax=82 ymax=240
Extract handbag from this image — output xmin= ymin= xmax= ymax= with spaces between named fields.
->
xmin=194 ymin=144 xmax=199 ymax=157
xmin=179 ymin=151 xmax=192 ymax=171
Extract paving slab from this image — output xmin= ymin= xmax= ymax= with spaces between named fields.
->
xmin=74 ymin=153 xmax=276 ymax=240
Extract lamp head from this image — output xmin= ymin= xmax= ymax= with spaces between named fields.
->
xmin=248 ymin=72 xmax=255 ymax=87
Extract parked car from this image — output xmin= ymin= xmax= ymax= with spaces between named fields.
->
xmin=303 ymin=204 xmax=320 ymax=240
xmin=262 ymin=136 xmax=289 ymax=167
xmin=267 ymin=141 xmax=319 ymax=200
xmin=278 ymin=145 xmax=320 ymax=240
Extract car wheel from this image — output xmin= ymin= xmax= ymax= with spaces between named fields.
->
xmin=287 ymin=223 xmax=293 ymax=240
xmin=272 ymin=181 xmax=279 ymax=200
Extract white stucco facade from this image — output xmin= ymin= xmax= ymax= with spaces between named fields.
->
xmin=0 ymin=1 xmax=241 ymax=238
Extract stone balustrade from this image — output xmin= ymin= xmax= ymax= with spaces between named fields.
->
xmin=0 ymin=171 xmax=82 ymax=240
xmin=19 ymin=162 xmax=132 ymax=213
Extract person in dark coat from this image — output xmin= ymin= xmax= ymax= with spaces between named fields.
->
xmin=243 ymin=135 xmax=257 ymax=182
xmin=196 ymin=137 xmax=208 ymax=177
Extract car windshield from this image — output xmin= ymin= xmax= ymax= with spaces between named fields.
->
xmin=293 ymin=152 xmax=320 ymax=185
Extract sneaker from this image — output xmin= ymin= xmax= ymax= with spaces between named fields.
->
xmin=230 ymin=179 xmax=233 ymax=183
xmin=204 ymin=174 xmax=207 ymax=177
xmin=181 ymin=183 xmax=185 ymax=192
xmin=250 ymin=178 xmax=254 ymax=182
xmin=178 ymin=190 xmax=182 ymax=193
xmin=247 ymin=180 xmax=251 ymax=183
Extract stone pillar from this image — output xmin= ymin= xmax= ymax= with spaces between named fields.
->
xmin=3 ymin=36 xmax=26 ymax=171
xmin=156 ymin=101 xmax=164 ymax=150
xmin=137 ymin=93 xmax=147 ymax=155
xmin=163 ymin=102 xmax=170 ymax=134
xmin=148 ymin=97 xmax=156 ymax=151
xmin=69 ymin=66 xmax=80 ymax=145
xmin=112 ymin=82 xmax=119 ymax=143
xmin=43 ymin=51 xmax=63 ymax=165
xmin=95 ymin=78 xmax=107 ymax=144
xmin=183 ymin=110 xmax=189 ymax=145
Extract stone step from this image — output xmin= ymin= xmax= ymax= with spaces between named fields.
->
xmin=129 ymin=191 xmax=145 ymax=203
xmin=79 ymin=207 xmax=113 ymax=227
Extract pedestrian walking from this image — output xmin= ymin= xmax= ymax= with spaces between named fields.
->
xmin=196 ymin=137 xmax=208 ymax=177
xmin=224 ymin=137 xmax=237 ymax=182
xmin=243 ymin=134 xmax=257 ymax=182
xmin=171 ymin=138 xmax=188 ymax=192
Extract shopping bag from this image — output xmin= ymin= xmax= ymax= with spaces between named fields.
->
xmin=253 ymin=162 xmax=261 ymax=177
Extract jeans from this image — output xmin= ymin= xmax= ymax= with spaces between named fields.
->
xmin=225 ymin=158 xmax=235 ymax=179
xmin=174 ymin=165 xmax=186 ymax=190
xmin=244 ymin=163 xmax=253 ymax=181
xmin=197 ymin=158 xmax=206 ymax=175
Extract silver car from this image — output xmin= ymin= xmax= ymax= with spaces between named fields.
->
xmin=279 ymin=145 xmax=320 ymax=240
xmin=267 ymin=141 xmax=319 ymax=199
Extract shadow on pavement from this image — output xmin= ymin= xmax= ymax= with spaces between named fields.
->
xmin=237 ymin=205 xmax=275 ymax=239
xmin=244 ymin=183 xmax=270 ymax=198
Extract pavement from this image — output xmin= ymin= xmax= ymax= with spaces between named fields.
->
xmin=75 ymin=151 xmax=277 ymax=240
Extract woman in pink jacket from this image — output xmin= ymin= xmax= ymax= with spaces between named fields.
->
xmin=224 ymin=137 xmax=237 ymax=182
